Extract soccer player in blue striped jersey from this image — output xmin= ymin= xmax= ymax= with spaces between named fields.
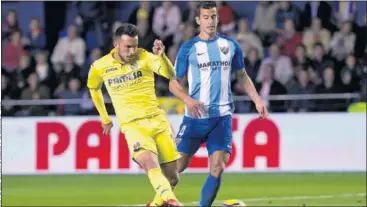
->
xmin=169 ymin=1 xmax=268 ymax=206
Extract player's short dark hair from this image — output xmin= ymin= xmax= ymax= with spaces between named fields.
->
xmin=114 ymin=23 xmax=138 ymax=40
xmin=195 ymin=1 xmax=217 ymax=17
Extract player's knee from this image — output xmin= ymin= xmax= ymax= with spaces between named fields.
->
xmin=135 ymin=150 xmax=160 ymax=171
xmin=210 ymin=160 xmax=226 ymax=177
xmin=177 ymin=154 xmax=191 ymax=173
xmin=209 ymin=150 xmax=230 ymax=177
xmin=177 ymin=161 xmax=188 ymax=173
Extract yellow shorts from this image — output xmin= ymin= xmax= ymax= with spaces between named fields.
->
xmin=120 ymin=113 xmax=181 ymax=164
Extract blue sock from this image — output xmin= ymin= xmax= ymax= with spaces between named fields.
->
xmin=199 ymin=174 xmax=222 ymax=207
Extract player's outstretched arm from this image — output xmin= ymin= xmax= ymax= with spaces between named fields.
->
xmin=239 ymin=69 xmax=268 ymax=119
xmin=169 ymin=78 xmax=192 ymax=104
xmin=169 ymin=78 xmax=204 ymax=118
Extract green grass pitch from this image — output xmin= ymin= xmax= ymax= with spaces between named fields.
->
xmin=2 ymin=172 xmax=366 ymax=206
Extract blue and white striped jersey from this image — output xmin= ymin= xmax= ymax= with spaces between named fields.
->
xmin=174 ymin=34 xmax=245 ymax=119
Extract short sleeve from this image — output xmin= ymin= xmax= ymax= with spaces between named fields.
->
xmin=174 ymin=44 xmax=190 ymax=79
xmin=232 ymin=40 xmax=245 ymax=71
xmin=87 ymin=64 xmax=103 ymax=89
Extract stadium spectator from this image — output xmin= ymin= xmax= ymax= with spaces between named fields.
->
xmin=311 ymin=43 xmax=335 ymax=78
xmin=152 ymin=1 xmax=181 ymax=50
xmin=243 ymin=47 xmax=261 ymax=81
xmin=181 ymin=1 xmax=197 ymax=26
xmin=300 ymin=1 xmax=334 ymax=32
xmin=2 ymin=30 xmax=25 ymax=72
xmin=333 ymin=1 xmax=357 ymax=27
xmin=54 ymin=53 xmax=81 ymax=97
xmin=329 ymin=21 xmax=356 ymax=61
xmin=73 ymin=2 xmax=107 ymax=47
xmin=316 ymin=66 xmax=342 ymax=111
xmin=307 ymin=64 xmax=323 ymax=87
xmin=9 ymin=54 xmax=33 ymax=97
xmin=1 ymin=74 xmax=17 ymax=116
xmin=292 ymin=44 xmax=313 ymax=71
xmin=137 ymin=15 xmax=157 ymax=52
xmin=354 ymin=16 xmax=367 ymax=58
xmin=216 ymin=1 xmax=236 ymax=35
xmin=51 ymin=24 xmax=86 ymax=71
xmin=257 ymin=43 xmax=293 ymax=86
xmin=103 ymin=21 xmax=123 ymax=53
xmin=361 ymin=44 xmax=367 ymax=67
xmin=129 ymin=1 xmax=155 ymax=32
xmin=236 ymin=18 xmax=264 ymax=58
xmin=25 ymin=18 xmax=46 ymax=54
xmin=19 ymin=72 xmax=50 ymax=116
xmin=58 ymin=78 xmax=83 ymax=115
xmin=82 ymin=47 xmax=102 ymax=78
xmin=1 ymin=74 xmax=10 ymax=98
xmin=340 ymin=54 xmax=363 ymax=93
xmin=2 ymin=1 xmax=365 ymax=116
xmin=253 ymin=1 xmax=278 ymax=47
xmin=276 ymin=18 xmax=303 ymax=57
xmin=2 ymin=9 xmax=19 ymax=41
xmin=275 ymin=2 xmax=301 ymax=33
xmin=256 ymin=63 xmax=287 ymax=112
xmin=34 ymin=51 xmax=57 ymax=93
xmin=175 ymin=22 xmax=196 ymax=48
xmin=303 ymin=18 xmax=331 ymax=57
xmin=287 ymin=69 xmax=316 ymax=112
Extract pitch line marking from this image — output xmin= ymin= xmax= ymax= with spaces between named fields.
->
xmin=120 ymin=192 xmax=366 ymax=206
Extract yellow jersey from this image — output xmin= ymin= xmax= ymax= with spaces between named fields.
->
xmin=87 ymin=48 xmax=175 ymax=124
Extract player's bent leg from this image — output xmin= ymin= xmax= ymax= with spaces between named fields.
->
xmin=150 ymin=120 xmax=182 ymax=206
xmin=134 ymin=149 xmax=179 ymax=203
xmin=150 ymin=160 xmax=180 ymax=206
xmin=175 ymin=116 xmax=203 ymax=173
xmin=177 ymin=153 xmax=192 ymax=173
xmin=161 ymin=160 xmax=179 ymax=187
xmin=176 ymin=136 xmax=202 ymax=173
xmin=121 ymin=123 xmax=182 ymax=206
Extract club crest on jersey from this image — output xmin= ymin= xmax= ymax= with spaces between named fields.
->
xmin=133 ymin=142 xmax=141 ymax=152
xmin=220 ymin=45 xmax=229 ymax=55
xmin=130 ymin=62 xmax=138 ymax=70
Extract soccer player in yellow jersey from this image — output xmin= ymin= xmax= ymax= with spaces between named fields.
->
xmin=87 ymin=23 xmax=183 ymax=207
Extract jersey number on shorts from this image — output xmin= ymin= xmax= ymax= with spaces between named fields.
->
xmin=178 ymin=125 xmax=187 ymax=137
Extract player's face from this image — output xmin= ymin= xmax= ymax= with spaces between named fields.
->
xmin=196 ymin=7 xmax=218 ymax=36
xmin=115 ymin=35 xmax=138 ymax=63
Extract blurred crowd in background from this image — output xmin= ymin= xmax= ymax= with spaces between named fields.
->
xmin=1 ymin=1 xmax=367 ymax=116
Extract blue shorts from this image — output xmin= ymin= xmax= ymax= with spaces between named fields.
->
xmin=176 ymin=115 xmax=233 ymax=156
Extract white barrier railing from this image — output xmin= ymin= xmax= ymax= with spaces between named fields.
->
xmin=0 ymin=93 xmax=361 ymax=106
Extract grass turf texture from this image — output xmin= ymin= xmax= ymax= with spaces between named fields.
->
xmin=2 ymin=172 xmax=366 ymax=206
